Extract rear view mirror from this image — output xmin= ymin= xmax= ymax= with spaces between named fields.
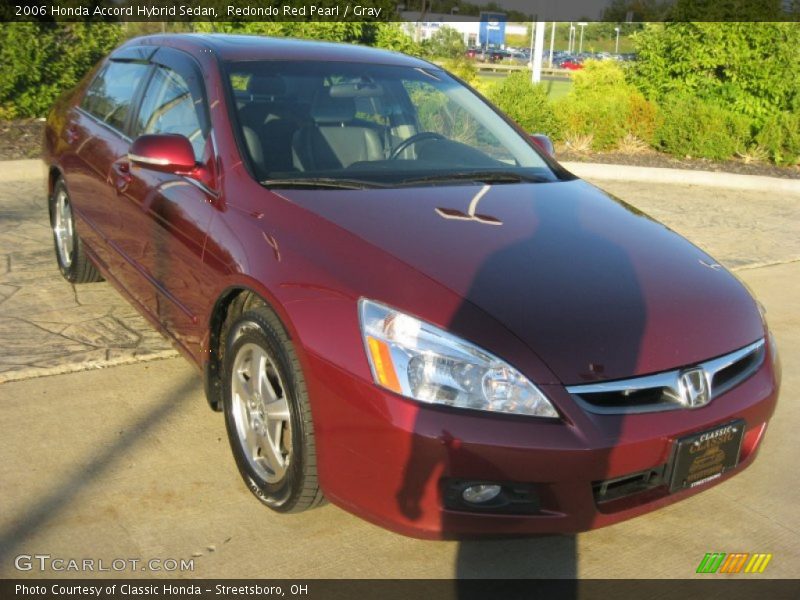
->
xmin=529 ymin=133 xmax=555 ymax=158
xmin=328 ymin=79 xmax=384 ymax=98
xmin=129 ymin=134 xmax=196 ymax=173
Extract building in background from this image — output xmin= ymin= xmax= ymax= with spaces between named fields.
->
xmin=399 ymin=11 xmax=526 ymax=48
xmin=479 ymin=12 xmax=508 ymax=48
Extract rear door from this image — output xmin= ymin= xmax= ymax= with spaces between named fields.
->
xmin=67 ymin=58 xmax=151 ymax=273
xmin=120 ymin=47 xmax=218 ymax=360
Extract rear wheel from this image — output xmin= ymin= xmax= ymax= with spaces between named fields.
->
xmin=222 ymin=305 xmax=324 ymax=512
xmin=49 ymin=178 xmax=102 ymax=283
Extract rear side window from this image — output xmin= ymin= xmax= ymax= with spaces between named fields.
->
xmin=132 ymin=66 xmax=208 ymax=160
xmin=81 ymin=61 xmax=150 ymax=133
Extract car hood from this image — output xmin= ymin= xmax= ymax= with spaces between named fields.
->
xmin=278 ymin=180 xmax=764 ymax=384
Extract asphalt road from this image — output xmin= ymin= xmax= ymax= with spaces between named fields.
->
xmin=0 ymin=170 xmax=798 ymax=579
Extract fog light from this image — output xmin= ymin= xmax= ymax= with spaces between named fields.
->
xmin=461 ymin=484 xmax=502 ymax=504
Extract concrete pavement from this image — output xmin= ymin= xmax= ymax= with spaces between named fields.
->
xmin=0 ymin=163 xmax=798 ymax=578
xmin=0 ymin=176 xmax=176 ymax=383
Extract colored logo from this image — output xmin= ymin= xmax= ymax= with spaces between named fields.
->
xmin=696 ymin=552 xmax=772 ymax=574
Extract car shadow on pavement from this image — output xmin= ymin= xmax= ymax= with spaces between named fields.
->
xmin=0 ymin=373 xmax=199 ymax=567
xmin=396 ymin=188 xmax=647 ymax=587
xmin=456 ymin=535 xmax=579 ymax=578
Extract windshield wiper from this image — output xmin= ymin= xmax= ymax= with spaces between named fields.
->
xmin=398 ymin=171 xmax=550 ymax=186
xmin=261 ymin=177 xmax=387 ymax=190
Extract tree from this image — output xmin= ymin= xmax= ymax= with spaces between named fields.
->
xmin=0 ymin=23 xmax=123 ymax=119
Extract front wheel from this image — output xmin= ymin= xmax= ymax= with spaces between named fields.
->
xmin=222 ymin=306 xmax=324 ymax=512
xmin=49 ymin=177 xmax=102 ymax=283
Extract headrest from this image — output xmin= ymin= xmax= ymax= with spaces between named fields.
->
xmin=310 ymin=93 xmax=356 ymax=124
xmin=248 ymin=75 xmax=286 ymax=97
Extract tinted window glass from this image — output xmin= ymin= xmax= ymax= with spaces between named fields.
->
xmin=81 ymin=61 xmax=150 ymax=132
xmin=133 ymin=66 xmax=208 ymax=160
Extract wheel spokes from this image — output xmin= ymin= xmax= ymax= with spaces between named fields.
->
xmin=231 ymin=342 xmax=293 ymax=483
xmin=53 ymin=192 xmax=74 ymax=268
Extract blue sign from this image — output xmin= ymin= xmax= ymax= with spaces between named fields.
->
xmin=479 ymin=12 xmax=507 ymax=47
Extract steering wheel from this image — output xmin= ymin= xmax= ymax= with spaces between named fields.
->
xmin=390 ymin=132 xmax=446 ymax=160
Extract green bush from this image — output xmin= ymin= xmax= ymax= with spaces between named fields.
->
xmin=631 ymin=22 xmax=800 ymax=126
xmin=440 ymin=56 xmax=478 ymax=86
xmin=625 ymin=91 xmax=661 ymax=144
xmin=756 ymin=112 xmax=800 ymax=166
xmin=421 ymin=26 xmax=466 ymax=59
xmin=370 ymin=23 xmax=425 ymax=57
xmin=0 ymin=23 xmax=123 ymax=119
xmin=556 ymin=60 xmax=659 ymax=150
xmin=655 ymin=93 xmax=752 ymax=160
xmin=484 ymin=71 xmax=561 ymax=139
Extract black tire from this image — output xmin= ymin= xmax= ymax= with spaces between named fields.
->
xmin=49 ymin=177 xmax=103 ymax=283
xmin=222 ymin=305 xmax=324 ymax=513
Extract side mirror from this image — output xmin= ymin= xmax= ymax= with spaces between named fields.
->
xmin=529 ymin=133 xmax=555 ymax=158
xmin=128 ymin=134 xmax=196 ymax=173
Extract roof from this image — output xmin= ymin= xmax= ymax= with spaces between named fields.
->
xmin=119 ymin=33 xmax=434 ymax=68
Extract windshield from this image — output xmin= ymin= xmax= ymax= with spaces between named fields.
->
xmin=226 ymin=60 xmax=559 ymax=188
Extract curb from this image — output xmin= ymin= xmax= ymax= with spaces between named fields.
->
xmin=0 ymin=349 xmax=179 ymax=385
xmin=562 ymin=161 xmax=800 ymax=194
xmin=0 ymin=159 xmax=43 ymax=182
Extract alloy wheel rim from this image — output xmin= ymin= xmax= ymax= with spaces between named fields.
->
xmin=231 ymin=342 xmax=293 ymax=484
xmin=53 ymin=190 xmax=74 ymax=268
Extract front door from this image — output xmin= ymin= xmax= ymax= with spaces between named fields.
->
xmin=120 ymin=48 xmax=218 ymax=361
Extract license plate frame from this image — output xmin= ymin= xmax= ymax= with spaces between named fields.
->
xmin=668 ymin=420 xmax=745 ymax=493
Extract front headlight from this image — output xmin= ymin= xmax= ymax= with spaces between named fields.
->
xmin=359 ymin=299 xmax=558 ymax=418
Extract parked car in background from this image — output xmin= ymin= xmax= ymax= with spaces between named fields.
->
xmin=506 ymin=50 xmax=529 ymax=65
xmin=44 ymin=34 xmax=779 ymax=539
xmin=557 ymin=56 xmax=584 ymax=70
xmin=486 ymin=48 xmax=507 ymax=63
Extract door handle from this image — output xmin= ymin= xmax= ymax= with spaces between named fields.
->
xmin=65 ymin=126 xmax=79 ymax=144
xmin=112 ymin=161 xmax=131 ymax=191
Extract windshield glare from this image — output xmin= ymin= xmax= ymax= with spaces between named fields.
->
xmin=226 ymin=60 xmax=558 ymax=187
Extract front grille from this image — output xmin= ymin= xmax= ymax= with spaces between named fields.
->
xmin=712 ymin=346 xmax=764 ymax=396
xmin=567 ymin=339 xmax=765 ymax=414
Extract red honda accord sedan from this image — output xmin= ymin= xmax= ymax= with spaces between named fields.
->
xmin=43 ymin=34 xmax=780 ymax=539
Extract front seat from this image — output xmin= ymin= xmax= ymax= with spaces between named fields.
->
xmin=292 ymin=92 xmax=384 ymax=171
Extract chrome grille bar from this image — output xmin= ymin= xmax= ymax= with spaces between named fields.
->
xmin=566 ymin=339 xmax=765 ymax=414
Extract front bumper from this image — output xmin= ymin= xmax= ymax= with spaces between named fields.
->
xmin=304 ymin=342 xmax=780 ymax=540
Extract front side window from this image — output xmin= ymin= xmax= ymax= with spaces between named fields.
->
xmin=226 ymin=61 xmax=558 ymax=187
xmin=133 ymin=66 xmax=208 ymax=161
xmin=81 ymin=61 xmax=150 ymax=133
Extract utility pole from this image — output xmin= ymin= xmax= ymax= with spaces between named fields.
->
xmin=578 ymin=22 xmax=587 ymax=54
xmin=568 ymin=23 xmax=575 ymax=53
xmin=615 ymin=26 xmax=621 ymax=54
xmin=532 ymin=21 xmax=545 ymax=83
xmin=528 ymin=21 xmax=535 ymax=67
xmin=549 ymin=22 xmax=556 ymax=68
